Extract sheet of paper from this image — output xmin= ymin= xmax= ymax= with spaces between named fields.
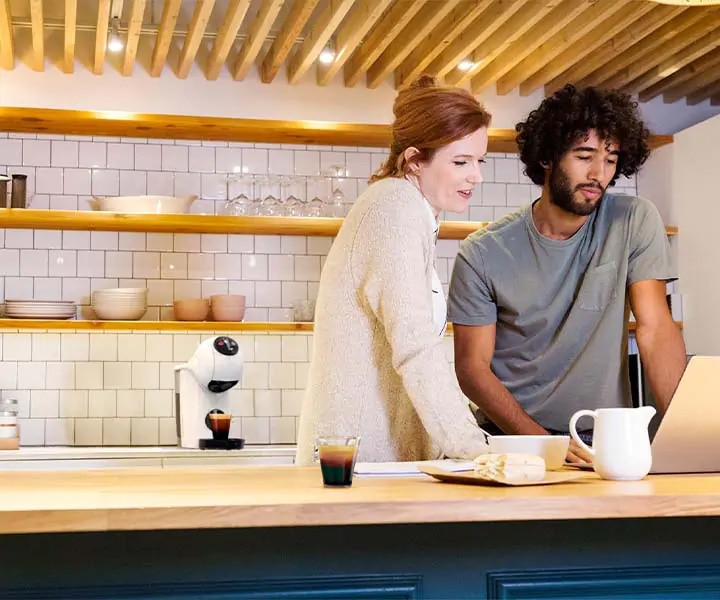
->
xmin=354 ymin=459 xmax=475 ymax=477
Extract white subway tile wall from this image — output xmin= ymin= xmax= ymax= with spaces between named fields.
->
xmin=0 ymin=132 xmax=642 ymax=446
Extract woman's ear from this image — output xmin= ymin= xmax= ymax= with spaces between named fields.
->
xmin=403 ymin=147 xmax=421 ymax=173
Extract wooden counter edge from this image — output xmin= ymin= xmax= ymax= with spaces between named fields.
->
xmin=2 ymin=490 xmax=720 ymax=535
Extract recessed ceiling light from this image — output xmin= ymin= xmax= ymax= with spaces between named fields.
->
xmin=457 ymin=59 xmax=475 ymax=72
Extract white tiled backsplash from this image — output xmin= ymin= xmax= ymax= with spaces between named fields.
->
xmin=0 ymin=132 xmax=645 ymax=446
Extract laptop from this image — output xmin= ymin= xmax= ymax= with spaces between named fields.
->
xmin=649 ymin=355 xmax=720 ymax=474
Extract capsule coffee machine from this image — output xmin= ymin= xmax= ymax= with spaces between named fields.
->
xmin=175 ymin=336 xmax=245 ymax=449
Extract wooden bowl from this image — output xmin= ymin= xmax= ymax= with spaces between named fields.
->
xmin=173 ymin=298 xmax=210 ymax=321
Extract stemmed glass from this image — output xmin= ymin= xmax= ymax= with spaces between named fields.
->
xmin=305 ymin=176 xmax=330 ymax=217
xmin=223 ymin=174 xmax=254 ymax=216
xmin=281 ymin=175 xmax=305 ymax=217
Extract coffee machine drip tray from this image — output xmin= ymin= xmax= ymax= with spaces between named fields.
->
xmin=199 ymin=438 xmax=245 ymax=450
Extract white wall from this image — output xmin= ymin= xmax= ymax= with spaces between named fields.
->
xmin=1 ymin=61 xmax=717 ymax=134
xmin=673 ymin=113 xmax=720 ymax=354
xmin=638 ymin=144 xmax=674 ymax=225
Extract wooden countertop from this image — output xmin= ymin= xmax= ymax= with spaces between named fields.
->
xmin=2 ymin=466 xmax=720 ymax=535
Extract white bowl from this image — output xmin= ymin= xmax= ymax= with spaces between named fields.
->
xmin=93 ymin=305 xmax=147 ymax=320
xmin=89 ymin=195 xmax=197 ymax=214
xmin=93 ymin=287 xmax=148 ymax=294
xmin=487 ymin=435 xmax=570 ymax=470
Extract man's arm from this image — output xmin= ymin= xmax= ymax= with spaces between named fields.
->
xmin=629 ymin=279 xmax=687 ymax=415
xmin=453 ymin=323 xmax=593 ymax=463
xmin=453 ymin=323 xmax=548 ymax=435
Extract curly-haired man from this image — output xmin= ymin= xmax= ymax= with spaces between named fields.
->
xmin=448 ymin=85 xmax=686 ymax=463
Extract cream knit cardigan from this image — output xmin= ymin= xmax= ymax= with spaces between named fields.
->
xmin=295 ymin=177 xmax=489 ymax=465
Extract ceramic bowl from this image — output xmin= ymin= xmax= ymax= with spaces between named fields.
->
xmin=93 ymin=305 xmax=147 ymax=321
xmin=210 ymin=294 xmax=246 ymax=306
xmin=487 ymin=435 xmax=570 ymax=470
xmin=210 ymin=304 xmax=246 ymax=322
xmin=173 ymin=298 xmax=209 ymax=321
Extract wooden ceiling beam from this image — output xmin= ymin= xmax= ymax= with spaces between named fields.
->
xmin=261 ymin=0 xmax=319 ymax=84
xmin=497 ymin=0 xmax=627 ymax=96
xmin=686 ymin=73 xmax=720 ymax=106
xmin=582 ymin=8 xmax=708 ymax=88
xmin=206 ymin=0 xmax=252 ymax=80
xmin=394 ymin=0 xmax=492 ymax=89
xmin=122 ymin=0 xmax=146 ymax=76
xmin=367 ymin=0 xmax=462 ymax=89
xmin=546 ymin=4 xmax=685 ymax=95
xmin=621 ymin=29 xmax=720 ymax=94
xmin=287 ymin=0 xmax=355 ymax=85
xmin=0 ymin=0 xmax=11 ymax=70
xmin=526 ymin=1 xmax=654 ymax=96
xmin=428 ymin=0 xmax=528 ymax=81
xmin=317 ymin=0 xmax=393 ymax=86
xmin=642 ymin=46 xmax=720 ymax=102
xmin=30 ymin=0 xmax=44 ymax=71
xmin=177 ymin=0 xmax=215 ymax=79
xmin=470 ymin=0 xmax=591 ymax=94
xmin=233 ymin=0 xmax=283 ymax=81
xmin=150 ymin=0 xmax=181 ymax=77
xmin=600 ymin=10 xmax=720 ymax=90
xmin=344 ymin=0 xmax=425 ymax=87
xmin=453 ymin=0 xmax=559 ymax=89
xmin=63 ymin=0 xmax=77 ymax=73
xmin=663 ymin=65 xmax=720 ymax=104
xmin=93 ymin=0 xmax=111 ymax=75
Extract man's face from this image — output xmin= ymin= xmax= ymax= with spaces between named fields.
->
xmin=548 ymin=129 xmax=619 ymax=217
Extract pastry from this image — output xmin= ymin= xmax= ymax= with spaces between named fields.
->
xmin=473 ymin=453 xmax=546 ymax=482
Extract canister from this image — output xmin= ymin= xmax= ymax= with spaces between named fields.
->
xmin=0 ymin=398 xmax=19 ymax=449
xmin=0 ymin=174 xmax=9 ymax=208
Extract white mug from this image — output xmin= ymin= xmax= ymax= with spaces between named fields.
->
xmin=568 ymin=406 xmax=656 ymax=481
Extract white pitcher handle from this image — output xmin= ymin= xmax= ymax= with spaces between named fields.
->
xmin=568 ymin=409 xmax=596 ymax=457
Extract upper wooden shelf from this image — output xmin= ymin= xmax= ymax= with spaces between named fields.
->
xmin=0 ymin=209 xmax=678 ymax=239
xmin=0 ymin=107 xmax=674 ymax=152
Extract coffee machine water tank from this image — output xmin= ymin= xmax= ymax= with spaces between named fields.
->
xmin=175 ymin=336 xmax=245 ymax=449
xmin=186 ymin=336 xmax=243 ymax=391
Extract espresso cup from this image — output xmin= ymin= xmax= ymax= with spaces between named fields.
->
xmin=316 ymin=436 xmax=360 ymax=487
xmin=208 ymin=413 xmax=232 ymax=440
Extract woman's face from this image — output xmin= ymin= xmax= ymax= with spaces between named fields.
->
xmin=413 ymin=127 xmax=488 ymax=215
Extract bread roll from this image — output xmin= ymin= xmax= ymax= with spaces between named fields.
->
xmin=473 ymin=453 xmax=546 ymax=482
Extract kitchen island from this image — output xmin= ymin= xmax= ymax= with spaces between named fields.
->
xmin=1 ymin=466 xmax=720 ymax=598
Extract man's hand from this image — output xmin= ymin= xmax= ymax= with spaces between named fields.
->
xmin=566 ymin=439 xmax=593 ymax=464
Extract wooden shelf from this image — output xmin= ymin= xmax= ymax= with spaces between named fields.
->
xmin=0 ymin=209 xmax=678 ymax=239
xmin=0 ymin=107 xmax=674 ymax=152
xmin=0 ymin=320 xmax=681 ymax=333
xmin=0 ymin=319 xmax=314 ymax=332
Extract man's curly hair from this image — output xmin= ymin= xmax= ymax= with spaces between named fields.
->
xmin=515 ymin=84 xmax=651 ymax=187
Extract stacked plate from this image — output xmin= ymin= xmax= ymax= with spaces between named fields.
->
xmin=4 ymin=300 xmax=76 ymax=320
xmin=91 ymin=288 xmax=148 ymax=320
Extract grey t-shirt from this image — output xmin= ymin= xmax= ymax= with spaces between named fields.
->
xmin=448 ymin=194 xmax=675 ymax=431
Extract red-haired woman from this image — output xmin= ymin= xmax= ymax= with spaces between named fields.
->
xmin=296 ymin=76 xmax=491 ymax=464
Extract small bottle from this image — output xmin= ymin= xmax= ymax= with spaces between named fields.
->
xmin=10 ymin=174 xmax=27 ymax=209
xmin=0 ymin=398 xmax=19 ymax=449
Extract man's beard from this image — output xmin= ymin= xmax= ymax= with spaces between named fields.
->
xmin=549 ymin=166 xmax=605 ymax=217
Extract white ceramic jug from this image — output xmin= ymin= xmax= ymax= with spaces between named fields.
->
xmin=568 ymin=406 xmax=656 ymax=481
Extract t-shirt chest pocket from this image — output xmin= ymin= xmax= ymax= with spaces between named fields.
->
xmin=577 ymin=262 xmax=618 ymax=311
